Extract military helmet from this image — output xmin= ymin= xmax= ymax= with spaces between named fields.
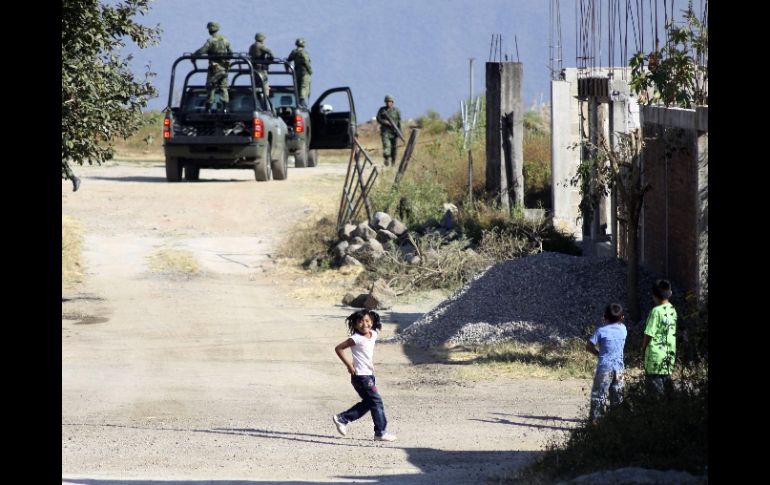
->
xmin=206 ymin=21 xmax=220 ymax=33
xmin=384 ymin=95 xmax=395 ymax=103
xmin=295 ymin=38 xmax=305 ymax=47
xmin=255 ymin=32 xmax=266 ymax=41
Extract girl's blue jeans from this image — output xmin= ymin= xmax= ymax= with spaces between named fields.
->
xmin=338 ymin=375 xmax=388 ymax=436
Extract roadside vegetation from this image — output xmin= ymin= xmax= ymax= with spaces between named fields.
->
xmin=110 ymin=111 xmax=166 ymax=160
xmin=62 ymin=216 xmax=84 ymax=289
xmin=505 ymin=359 xmax=708 ymax=484
xmin=279 ymin=100 xmax=576 ymax=295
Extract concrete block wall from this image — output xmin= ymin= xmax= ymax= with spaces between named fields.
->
xmin=640 ymin=106 xmax=708 ymax=298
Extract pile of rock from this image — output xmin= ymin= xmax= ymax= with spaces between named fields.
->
xmin=333 ymin=206 xmax=466 ymax=310
xmin=332 ymin=204 xmax=462 ymax=269
xmin=384 ymin=251 xmax=669 ymax=348
xmin=341 ymin=278 xmax=397 ymax=310
xmin=332 ymin=211 xmax=410 ymax=268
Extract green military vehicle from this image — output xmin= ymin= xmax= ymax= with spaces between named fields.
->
xmin=162 ymin=52 xmax=289 ymax=182
xmin=261 ymin=59 xmax=357 ymax=168
xmin=163 ymin=53 xmax=357 ymax=182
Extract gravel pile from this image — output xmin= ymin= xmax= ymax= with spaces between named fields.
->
xmin=384 ymin=251 xmax=668 ymax=348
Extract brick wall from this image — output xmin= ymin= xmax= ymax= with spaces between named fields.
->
xmin=639 ymin=106 xmax=707 ymax=296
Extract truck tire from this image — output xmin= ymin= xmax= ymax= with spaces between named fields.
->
xmin=165 ymin=157 xmax=182 ymax=182
xmin=294 ymin=138 xmax=309 ymax=168
xmin=272 ymin=144 xmax=288 ymax=180
xmin=184 ymin=164 xmax=200 ymax=181
xmin=254 ymin=143 xmax=272 ymax=181
xmin=307 ymin=149 xmax=319 ymax=167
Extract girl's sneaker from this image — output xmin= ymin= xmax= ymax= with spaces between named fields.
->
xmin=332 ymin=415 xmax=347 ymax=436
xmin=374 ymin=432 xmax=397 ymax=441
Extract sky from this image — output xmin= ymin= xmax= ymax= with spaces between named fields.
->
xmin=120 ymin=0 xmax=581 ymax=120
xmin=120 ymin=0 xmax=695 ymax=121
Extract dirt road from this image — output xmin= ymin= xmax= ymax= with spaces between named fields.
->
xmin=62 ymin=160 xmax=589 ymax=484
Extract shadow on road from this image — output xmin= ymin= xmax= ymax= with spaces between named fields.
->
xmin=469 ymin=417 xmax=576 ymax=432
xmin=63 ymin=447 xmax=540 ymax=485
xmin=87 ymin=176 xmax=250 ymax=184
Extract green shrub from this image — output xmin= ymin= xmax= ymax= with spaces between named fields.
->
xmin=524 ymin=368 xmax=708 ymax=482
xmin=371 ymin=177 xmax=449 ymax=227
xmin=458 ymin=205 xmax=581 ymax=257
xmin=415 ymin=109 xmax=450 ymax=135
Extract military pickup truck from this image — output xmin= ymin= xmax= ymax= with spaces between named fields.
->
xmin=163 ymin=54 xmax=358 ymax=182
xmin=163 ymin=53 xmax=288 ymax=182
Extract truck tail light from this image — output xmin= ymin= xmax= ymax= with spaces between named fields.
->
xmin=163 ymin=115 xmax=172 ymax=139
xmin=294 ymin=114 xmax=304 ymax=134
xmin=252 ymin=117 xmax=264 ymax=139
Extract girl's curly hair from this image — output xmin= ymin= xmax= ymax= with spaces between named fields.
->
xmin=345 ymin=309 xmax=382 ymax=335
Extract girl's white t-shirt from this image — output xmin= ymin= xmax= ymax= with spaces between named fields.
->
xmin=350 ymin=330 xmax=377 ymax=376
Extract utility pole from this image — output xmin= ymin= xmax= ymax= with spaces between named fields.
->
xmin=468 ymin=57 xmax=475 ymax=202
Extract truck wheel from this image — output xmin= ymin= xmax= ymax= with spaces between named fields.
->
xmin=165 ymin=157 xmax=182 ymax=182
xmin=272 ymin=144 xmax=288 ymax=180
xmin=184 ymin=164 xmax=200 ymax=181
xmin=294 ymin=138 xmax=309 ymax=168
xmin=254 ymin=143 xmax=272 ymax=181
xmin=307 ymin=149 xmax=319 ymax=167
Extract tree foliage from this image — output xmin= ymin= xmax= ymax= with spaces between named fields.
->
xmin=629 ymin=1 xmax=708 ymax=108
xmin=62 ymin=0 xmax=160 ymax=179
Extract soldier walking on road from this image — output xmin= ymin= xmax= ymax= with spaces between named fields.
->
xmin=249 ymin=32 xmax=274 ymax=95
xmin=376 ymin=95 xmax=401 ymax=166
xmin=287 ymin=38 xmax=312 ymax=107
xmin=194 ymin=21 xmax=232 ymax=112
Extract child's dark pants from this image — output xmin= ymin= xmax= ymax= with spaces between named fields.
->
xmin=338 ymin=375 xmax=388 ymax=436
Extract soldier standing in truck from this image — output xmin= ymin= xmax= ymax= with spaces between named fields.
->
xmin=249 ymin=32 xmax=274 ymax=95
xmin=194 ymin=21 xmax=232 ymax=112
xmin=287 ymin=38 xmax=312 ymax=107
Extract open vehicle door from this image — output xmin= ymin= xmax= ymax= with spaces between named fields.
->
xmin=309 ymin=87 xmax=357 ymax=149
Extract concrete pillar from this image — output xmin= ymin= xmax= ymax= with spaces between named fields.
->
xmin=486 ymin=62 xmax=524 ymax=211
xmin=597 ymin=103 xmax=610 ymax=239
xmin=550 ymin=80 xmax=581 ymax=236
xmin=609 ymin=79 xmax=630 ymax=257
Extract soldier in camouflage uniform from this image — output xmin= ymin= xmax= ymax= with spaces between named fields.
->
xmin=194 ymin=22 xmax=232 ymax=112
xmin=287 ymin=38 xmax=312 ymax=107
xmin=376 ymin=95 xmax=401 ymax=166
xmin=248 ymin=32 xmax=274 ymax=95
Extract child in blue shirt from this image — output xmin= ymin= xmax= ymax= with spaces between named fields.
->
xmin=586 ymin=303 xmax=628 ymax=423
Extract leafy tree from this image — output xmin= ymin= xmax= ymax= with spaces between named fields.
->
xmin=629 ymin=1 xmax=708 ymax=108
xmin=62 ymin=0 xmax=160 ymax=181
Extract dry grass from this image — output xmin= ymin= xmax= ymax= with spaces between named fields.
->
xmin=146 ymin=248 xmax=201 ymax=275
xmin=278 ymin=216 xmax=337 ymax=261
xmin=271 ymin=257 xmax=365 ymax=304
xmin=62 ymin=216 xmax=84 ymax=289
xmin=441 ymin=338 xmax=597 ymax=381
xmin=111 ymin=111 xmax=165 ymax=160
